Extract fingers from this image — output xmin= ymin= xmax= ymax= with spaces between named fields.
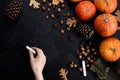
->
xmin=28 ymin=47 xmax=46 ymax=62
xmin=29 ymin=50 xmax=34 ymax=61
xmin=31 ymin=47 xmax=44 ymax=56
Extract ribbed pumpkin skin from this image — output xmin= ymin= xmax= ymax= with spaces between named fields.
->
xmin=75 ymin=1 xmax=96 ymax=21
xmin=94 ymin=13 xmax=118 ymax=37
xmin=70 ymin=0 xmax=89 ymax=3
xmin=99 ymin=38 xmax=120 ymax=62
xmin=94 ymin=0 xmax=117 ymax=13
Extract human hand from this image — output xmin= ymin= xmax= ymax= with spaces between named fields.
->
xmin=29 ymin=47 xmax=46 ymax=80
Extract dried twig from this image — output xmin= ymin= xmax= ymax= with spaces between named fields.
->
xmin=29 ymin=0 xmax=40 ymax=9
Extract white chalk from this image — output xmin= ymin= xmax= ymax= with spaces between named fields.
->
xmin=82 ymin=60 xmax=87 ymax=77
xmin=26 ymin=46 xmax=36 ymax=54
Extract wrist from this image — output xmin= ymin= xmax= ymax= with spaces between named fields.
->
xmin=34 ymin=71 xmax=44 ymax=80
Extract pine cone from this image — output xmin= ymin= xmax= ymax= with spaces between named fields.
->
xmin=5 ymin=0 xmax=22 ymax=20
xmin=75 ymin=21 xmax=94 ymax=39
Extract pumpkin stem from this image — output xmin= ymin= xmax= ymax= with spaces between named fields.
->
xmin=104 ymin=18 xmax=109 ymax=23
xmin=110 ymin=48 xmax=116 ymax=53
xmin=105 ymin=0 xmax=109 ymax=5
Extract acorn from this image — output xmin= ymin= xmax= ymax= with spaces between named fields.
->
xmin=5 ymin=0 xmax=22 ymax=20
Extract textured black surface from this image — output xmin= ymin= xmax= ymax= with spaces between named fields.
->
xmin=0 ymin=0 xmax=120 ymax=80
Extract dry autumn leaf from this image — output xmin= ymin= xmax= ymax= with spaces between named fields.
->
xmin=29 ymin=0 xmax=40 ymax=9
xmin=66 ymin=17 xmax=78 ymax=28
xmin=59 ymin=68 xmax=68 ymax=80
xmin=118 ymin=26 xmax=120 ymax=30
xmin=115 ymin=10 xmax=120 ymax=23
xmin=52 ymin=0 xmax=64 ymax=6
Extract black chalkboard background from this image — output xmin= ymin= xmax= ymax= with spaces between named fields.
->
xmin=0 ymin=0 xmax=120 ymax=80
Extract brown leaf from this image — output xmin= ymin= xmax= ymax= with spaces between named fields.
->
xmin=29 ymin=0 xmax=40 ymax=9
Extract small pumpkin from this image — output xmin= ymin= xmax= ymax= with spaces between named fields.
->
xmin=75 ymin=1 xmax=96 ymax=21
xmin=99 ymin=37 xmax=120 ymax=62
xmin=70 ymin=0 xmax=89 ymax=3
xmin=94 ymin=0 xmax=117 ymax=13
xmin=94 ymin=13 xmax=118 ymax=37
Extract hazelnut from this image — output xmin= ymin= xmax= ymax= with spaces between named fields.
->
xmin=60 ymin=29 xmax=65 ymax=34
xmin=82 ymin=51 xmax=85 ymax=54
xmin=81 ymin=47 xmax=85 ymax=51
xmin=42 ymin=6 xmax=46 ymax=11
xmin=87 ymin=57 xmax=91 ymax=61
xmin=45 ymin=15 xmax=49 ymax=19
xmin=60 ymin=20 xmax=64 ymax=25
xmin=61 ymin=4 xmax=65 ymax=9
xmin=86 ymin=49 xmax=90 ymax=53
xmin=79 ymin=67 xmax=83 ymax=72
xmin=66 ymin=12 xmax=71 ymax=17
xmin=74 ymin=64 xmax=77 ymax=68
xmin=70 ymin=64 xmax=74 ymax=68
xmin=86 ymin=64 xmax=90 ymax=68
xmin=42 ymin=0 xmax=46 ymax=3
xmin=67 ymin=27 xmax=71 ymax=31
xmin=48 ymin=3 xmax=52 ymax=7
xmin=57 ymin=8 xmax=61 ymax=13
xmin=51 ymin=14 xmax=55 ymax=18
xmin=48 ymin=8 xmax=50 ymax=12
xmin=92 ymin=48 xmax=95 ymax=52
xmin=79 ymin=55 xmax=82 ymax=59
xmin=93 ymin=52 xmax=97 ymax=55
xmin=90 ymin=59 xmax=94 ymax=63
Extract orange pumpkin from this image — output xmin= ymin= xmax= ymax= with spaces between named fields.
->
xmin=94 ymin=0 xmax=117 ymax=13
xmin=75 ymin=1 xmax=96 ymax=21
xmin=99 ymin=37 xmax=120 ymax=62
xmin=70 ymin=0 xmax=89 ymax=3
xmin=94 ymin=13 xmax=118 ymax=37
